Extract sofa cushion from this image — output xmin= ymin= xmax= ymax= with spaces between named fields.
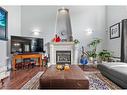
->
xmin=98 ymin=62 xmax=127 ymax=88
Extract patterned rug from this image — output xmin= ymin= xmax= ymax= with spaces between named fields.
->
xmin=21 ymin=71 xmax=44 ymax=89
xmin=85 ymin=72 xmax=121 ymax=90
xmin=21 ymin=71 xmax=121 ymax=90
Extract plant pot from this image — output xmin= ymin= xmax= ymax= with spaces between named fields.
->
xmin=89 ymin=57 xmax=94 ymax=63
xmin=102 ymin=61 xmax=108 ymax=64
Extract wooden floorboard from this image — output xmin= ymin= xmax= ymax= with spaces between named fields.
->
xmin=0 ymin=65 xmax=98 ymax=89
xmin=1 ymin=66 xmax=45 ymax=89
xmin=79 ymin=65 xmax=99 ymax=72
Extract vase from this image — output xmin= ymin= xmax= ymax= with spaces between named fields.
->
xmin=89 ymin=57 xmax=94 ymax=63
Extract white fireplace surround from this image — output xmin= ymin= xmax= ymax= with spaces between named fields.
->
xmin=48 ymin=42 xmax=79 ymax=66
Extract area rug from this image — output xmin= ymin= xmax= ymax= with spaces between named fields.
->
xmin=85 ymin=72 xmax=121 ymax=90
xmin=21 ymin=71 xmax=121 ymax=90
xmin=21 ymin=71 xmax=44 ymax=89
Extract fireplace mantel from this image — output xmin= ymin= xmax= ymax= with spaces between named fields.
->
xmin=50 ymin=42 xmax=75 ymax=45
xmin=48 ymin=42 xmax=79 ymax=66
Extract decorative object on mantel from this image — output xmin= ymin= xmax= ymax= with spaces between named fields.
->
xmin=73 ymin=39 xmax=80 ymax=44
xmin=52 ymin=34 xmax=61 ymax=42
xmin=110 ymin=23 xmax=120 ymax=39
xmin=0 ymin=7 xmax=8 ymax=40
xmin=55 ymin=7 xmax=73 ymax=42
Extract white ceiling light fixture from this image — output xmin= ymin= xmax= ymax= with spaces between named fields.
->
xmin=58 ymin=7 xmax=68 ymax=14
xmin=32 ymin=28 xmax=41 ymax=36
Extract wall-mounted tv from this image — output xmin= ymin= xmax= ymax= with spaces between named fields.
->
xmin=0 ymin=7 xmax=8 ymax=40
xmin=11 ymin=36 xmax=44 ymax=54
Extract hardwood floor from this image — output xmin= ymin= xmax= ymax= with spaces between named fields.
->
xmin=0 ymin=65 xmax=98 ymax=89
xmin=0 ymin=66 xmax=45 ymax=89
xmin=79 ymin=65 xmax=99 ymax=72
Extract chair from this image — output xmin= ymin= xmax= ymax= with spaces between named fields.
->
xmin=30 ymin=59 xmax=36 ymax=68
xmin=15 ymin=62 xmax=22 ymax=70
xmin=22 ymin=58 xmax=31 ymax=69
xmin=42 ymin=56 xmax=48 ymax=67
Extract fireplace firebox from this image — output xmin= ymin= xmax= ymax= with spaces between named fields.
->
xmin=56 ymin=51 xmax=71 ymax=64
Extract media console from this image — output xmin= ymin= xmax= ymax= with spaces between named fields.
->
xmin=12 ymin=53 xmax=43 ymax=70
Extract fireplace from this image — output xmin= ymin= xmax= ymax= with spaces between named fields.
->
xmin=48 ymin=42 xmax=79 ymax=66
xmin=56 ymin=51 xmax=71 ymax=64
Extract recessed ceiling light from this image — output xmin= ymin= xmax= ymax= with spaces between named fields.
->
xmin=58 ymin=7 xmax=68 ymax=14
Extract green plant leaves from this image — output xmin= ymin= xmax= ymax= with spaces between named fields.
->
xmin=98 ymin=50 xmax=112 ymax=61
xmin=73 ymin=39 xmax=80 ymax=44
xmin=86 ymin=38 xmax=101 ymax=58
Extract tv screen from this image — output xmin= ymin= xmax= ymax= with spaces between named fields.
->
xmin=11 ymin=36 xmax=44 ymax=54
xmin=0 ymin=7 xmax=8 ymax=40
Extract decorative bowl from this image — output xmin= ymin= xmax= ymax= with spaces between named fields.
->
xmin=64 ymin=64 xmax=70 ymax=71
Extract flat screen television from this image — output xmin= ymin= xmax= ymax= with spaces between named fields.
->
xmin=11 ymin=36 xmax=44 ymax=54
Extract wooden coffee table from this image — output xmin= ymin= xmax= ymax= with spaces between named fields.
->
xmin=40 ymin=65 xmax=89 ymax=89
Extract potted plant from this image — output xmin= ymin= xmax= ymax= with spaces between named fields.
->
xmin=87 ymin=38 xmax=101 ymax=62
xmin=85 ymin=50 xmax=97 ymax=63
xmin=88 ymin=38 xmax=101 ymax=52
xmin=86 ymin=50 xmax=97 ymax=58
xmin=98 ymin=50 xmax=112 ymax=62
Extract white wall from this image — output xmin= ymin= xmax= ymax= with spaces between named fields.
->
xmin=70 ymin=6 xmax=106 ymax=52
xmin=0 ymin=6 xmax=21 ymax=66
xmin=21 ymin=6 xmax=106 ymax=53
xmin=0 ymin=40 xmax=7 ymax=66
xmin=106 ymin=6 xmax=127 ymax=58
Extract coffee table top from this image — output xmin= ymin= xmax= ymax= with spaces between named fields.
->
xmin=41 ymin=65 xmax=88 ymax=80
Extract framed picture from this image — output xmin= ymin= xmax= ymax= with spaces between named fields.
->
xmin=0 ymin=7 xmax=8 ymax=40
xmin=110 ymin=23 xmax=120 ymax=39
